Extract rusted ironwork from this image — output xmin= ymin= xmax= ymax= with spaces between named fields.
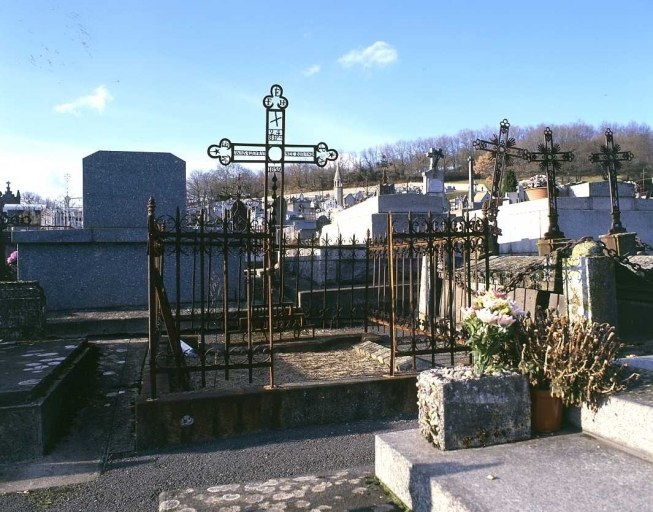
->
xmin=368 ymin=212 xmax=491 ymax=371
xmin=473 ymin=119 xmax=531 ymax=228
xmin=589 ymin=129 xmax=635 ymax=234
xmin=207 ymin=84 xmax=338 ymax=305
xmin=528 ymin=127 xmax=574 ymax=239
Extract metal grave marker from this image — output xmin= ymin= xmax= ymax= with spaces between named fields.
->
xmin=473 ymin=119 xmax=530 ymax=226
xmin=589 ymin=129 xmax=634 ymax=234
xmin=528 ymin=127 xmax=574 ymax=239
xmin=207 ymin=84 xmax=338 ymax=234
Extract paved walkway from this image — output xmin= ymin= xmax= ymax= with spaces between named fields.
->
xmin=160 ymin=468 xmax=402 ymax=512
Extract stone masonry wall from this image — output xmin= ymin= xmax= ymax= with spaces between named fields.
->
xmin=0 ymin=281 xmax=45 ymax=339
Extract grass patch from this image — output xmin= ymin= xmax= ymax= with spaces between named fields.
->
xmin=22 ymin=485 xmax=81 ymax=511
xmin=366 ymin=475 xmax=411 ymax=511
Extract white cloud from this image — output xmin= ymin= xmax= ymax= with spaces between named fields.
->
xmin=303 ymin=64 xmax=321 ymax=76
xmin=54 ymin=85 xmax=113 ymax=116
xmin=337 ymin=41 xmax=398 ymax=69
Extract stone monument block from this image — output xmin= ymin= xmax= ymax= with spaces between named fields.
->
xmin=83 ymin=151 xmax=186 ymax=228
xmin=0 ymin=281 xmax=45 ymax=340
xmin=417 ymin=368 xmax=530 ymax=450
xmin=565 ymin=240 xmax=617 ymax=327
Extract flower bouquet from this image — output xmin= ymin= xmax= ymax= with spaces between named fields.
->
xmin=462 ymin=289 xmax=524 ymax=374
xmin=525 ymin=174 xmax=547 ymax=188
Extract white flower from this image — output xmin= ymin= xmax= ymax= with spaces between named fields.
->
xmin=476 ymin=308 xmax=498 ymax=325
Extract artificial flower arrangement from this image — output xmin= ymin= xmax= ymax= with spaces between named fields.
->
xmin=461 ymin=289 xmax=525 ymax=374
xmin=524 ymin=174 xmax=547 ymax=188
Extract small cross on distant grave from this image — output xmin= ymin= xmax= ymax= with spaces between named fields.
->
xmin=528 ymin=127 xmax=574 ymax=239
xmin=589 ymin=129 xmax=634 ymax=234
xmin=473 ymin=119 xmax=530 ymax=226
xmin=207 ymin=84 xmax=338 ymax=232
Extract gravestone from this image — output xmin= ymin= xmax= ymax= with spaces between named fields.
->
xmin=83 ymin=151 xmax=186 ymax=228
xmin=14 ymin=151 xmax=188 ymax=310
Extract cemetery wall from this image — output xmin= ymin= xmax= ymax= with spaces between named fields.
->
xmin=13 ymin=229 xmax=243 ymax=311
xmin=322 ymin=194 xmax=448 ymax=241
xmin=497 ymin=196 xmax=653 ymax=254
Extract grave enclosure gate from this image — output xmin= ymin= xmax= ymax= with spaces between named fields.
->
xmin=367 ymin=213 xmax=491 ymax=374
xmin=147 ymin=198 xmax=493 ymax=397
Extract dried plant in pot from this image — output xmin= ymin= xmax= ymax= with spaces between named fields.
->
xmin=517 ymin=310 xmax=638 ymax=432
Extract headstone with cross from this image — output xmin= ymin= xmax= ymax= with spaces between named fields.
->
xmin=589 ymin=129 xmax=634 ymax=234
xmin=528 ymin=127 xmax=574 ymax=239
xmin=207 ymin=84 xmax=338 ymax=234
xmin=473 ymin=119 xmax=530 ymax=227
xmin=422 ymin=147 xmax=444 ymax=195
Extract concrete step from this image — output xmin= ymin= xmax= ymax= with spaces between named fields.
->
xmin=567 ymin=358 xmax=653 ymax=462
xmin=376 ymin=360 xmax=653 ymax=511
xmin=375 ymin=428 xmax=653 ymax=512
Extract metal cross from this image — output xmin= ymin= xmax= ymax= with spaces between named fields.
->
xmin=207 ymin=84 xmax=338 ymax=233
xmin=589 ymin=129 xmax=634 ymax=234
xmin=473 ymin=119 xmax=530 ymax=226
xmin=528 ymin=127 xmax=574 ymax=239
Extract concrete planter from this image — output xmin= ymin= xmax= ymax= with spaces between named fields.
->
xmin=417 ymin=367 xmax=531 ymax=450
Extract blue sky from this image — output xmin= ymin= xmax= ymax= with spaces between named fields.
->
xmin=1 ymin=0 xmax=651 ymax=200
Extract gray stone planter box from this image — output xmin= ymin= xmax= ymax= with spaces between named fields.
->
xmin=417 ymin=367 xmax=530 ymax=450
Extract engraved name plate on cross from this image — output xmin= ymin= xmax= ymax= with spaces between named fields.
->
xmin=589 ymin=129 xmax=634 ymax=234
xmin=472 ymin=119 xmax=530 ymax=227
xmin=528 ymin=127 xmax=574 ymax=239
xmin=207 ymin=84 xmax=338 ymax=235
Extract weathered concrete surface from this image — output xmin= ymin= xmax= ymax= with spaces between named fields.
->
xmin=417 ymin=369 xmax=530 ymax=450
xmin=0 ymin=339 xmax=93 ymax=463
xmin=0 ymin=281 xmax=45 ymax=340
xmin=565 ymin=240 xmax=617 ymax=326
xmin=376 ymin=429 xmax=653 ymax=512
xmin=160 ymin=467 xmax=402 ymax=512
xmin=0 ymin=338 xmax=147 ymax=492
xmin=567 ymin=367 xmax=653 ymax=462
xmin=136 ymin=373 xmax=418 ymax=450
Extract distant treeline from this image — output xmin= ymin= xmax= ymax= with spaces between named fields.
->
xmin=188 ymin=121 xmax=653 ymax=206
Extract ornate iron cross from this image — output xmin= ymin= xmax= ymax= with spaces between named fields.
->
xmin=473 ymin=119 xmax=530 ymax=226
xmin=528 ymin=127 xmax=574 ymax=239
xmin=589 ymin=129 xmax=634 ymax=234
xmin=207 ymin=84 xmax=338 ymax=232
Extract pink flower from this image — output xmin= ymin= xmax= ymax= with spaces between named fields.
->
xmin=6 ymin=251 xmax=17 ymax=265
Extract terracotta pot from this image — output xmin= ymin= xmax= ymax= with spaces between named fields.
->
xmin=526 ymin=186 xmax=548 ymax=200
xmin=530 ymin=388 xmax=563 ymax=433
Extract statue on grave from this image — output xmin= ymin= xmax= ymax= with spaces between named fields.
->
xmin=422 ymin=148 xmax=445 ymax=195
